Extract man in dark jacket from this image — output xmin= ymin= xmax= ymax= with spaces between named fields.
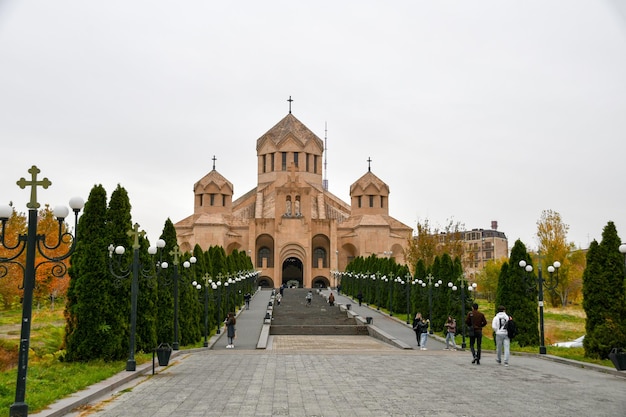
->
xmin=465 ymin=303 xmax=487 ymax=364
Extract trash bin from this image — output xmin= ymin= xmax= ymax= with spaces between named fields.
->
xmin=366 ymin=317 xmax=373 ymax=324
xmin=346 ymin=304 xmax=351 ymax=310
xmin=156 ymin=343 xmax=172 ymax=366
xmin=608 ymin=348 xmax=626 ymax=371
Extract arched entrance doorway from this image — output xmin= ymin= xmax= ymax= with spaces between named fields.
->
xmin=257 ymin=276 xmax=274 ymax=288
xmin=312 ymin=275 xmax=330 ymax=288
xmin=282 ymin=257 xmax=303 ymax=287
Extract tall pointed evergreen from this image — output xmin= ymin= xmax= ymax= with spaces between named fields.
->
xmin=496 ymin=240 xmax=538 ymax=347
xmin=64 ymin=185 xmax=116 ymax=361
xmin=156 ymin=219 xmax=177 ymax=345
xmin=178 ymin=245 xmax=202 ymax=346
xmin=104 ymin=185 xmax=135 ymax=360
xmin=583 ymin=222 xmax=626 ymax=359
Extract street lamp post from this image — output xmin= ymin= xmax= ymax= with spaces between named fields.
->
xmin=424 ymin=273 xmax=442 ymax=334
xmin=620 ymin=244 xmax=626 ymax=279
xmin=404 ymin=273 xmax=412 ymax=324
xmin=108 ymin=225 xmax=165 ymax=371
xmin=192 ymin=273 xmax=212 ymax=347
xmin=385 ymin=278 xmax=394 ymax=317
xmin=160 ymin=245 xmax=196 ymax=351
xmin=0 ymin=165 xmax=84 ymax=417
xmin=519 ymin=258 xmax=560 ymax=354
xmin=448 ymin=274 xmax=477 ymax=349
xmin=213 ymin=275 xmax=223 ymax=334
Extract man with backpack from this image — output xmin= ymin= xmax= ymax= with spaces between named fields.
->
xmin=492 ymin=305 xmax=514 ymax=367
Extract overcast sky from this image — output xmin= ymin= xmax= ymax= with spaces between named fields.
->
xmin=1 ymin=1 xmax=625 ymax=253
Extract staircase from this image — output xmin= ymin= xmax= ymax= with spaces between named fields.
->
xmin=270 ymin=288 xmax=368 ymax=336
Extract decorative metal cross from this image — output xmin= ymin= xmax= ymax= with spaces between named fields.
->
xmin=170 ymin=245 xmax=182 ymax=266
xmin=367 ymin=157 xmax=372 ymax=172
xmin=212 ymin=155 xmax=217 ymax=171
xmin=288 ymin=96 xmax=293 ymax=114
xmin=127 ymin=223 xmax=146 ymax=250
xmin=16 ymin=165 xmax=51 ymax=209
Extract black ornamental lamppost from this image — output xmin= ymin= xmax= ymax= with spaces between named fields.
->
xmin=447 ymin=274 xmax=477 ymax=349
xmin=192 ymin=273 xmax=213 ymax=347
xmin=108 ymin=224 xmax=165 ymax=371
xmin=160 ymin=245 xmax=196 ymax=351
xmin=213 ymin=274 xmax=224 ymax=334
xmin=0 ymin=165 xmax=83 ymax=417
xmin=519 ymin=257 xmax=560 ymax=354
xmin=404 ymin=273 xmax=413 ymax=324
xmin=424 ymin=273 xmax=442 ymax=334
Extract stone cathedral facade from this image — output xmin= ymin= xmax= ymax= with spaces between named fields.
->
xmin=174 ymin=112 xmax=412 ymax=288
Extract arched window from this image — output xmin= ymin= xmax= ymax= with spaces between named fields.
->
xmin=313 ymin=247 xmax=327 ymax=268
xmin=258 ymin=247 xmax=272 ymax=268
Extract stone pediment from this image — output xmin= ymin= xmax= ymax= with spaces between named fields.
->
xmin=256 ymin=113 xmax=323 ymax=153
xmin=194 ymin=170 xmax=234 ymax=195
xmin=350 ymin=171 xmax=389 ymax=196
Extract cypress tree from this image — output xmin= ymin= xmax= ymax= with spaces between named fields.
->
xmin=496 ymin=240 xmax=538 ymax=347
xmin=156 ymin=219 xmax=177 ymax=345
xmin=178 ymin=245 xmax=202 ymax=346
xmin=104 ymin=185 xmax=135 ymax=360
xmin=583 ymin=222 xmax=626 ymax=359
xmin=64 ymin=185 xmax=120 ymax=361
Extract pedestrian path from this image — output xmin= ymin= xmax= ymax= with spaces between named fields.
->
xmin=32 ymin=288 xmax=626 ymax=417
xmin=211 ymin=288 xmax=272 ymax=350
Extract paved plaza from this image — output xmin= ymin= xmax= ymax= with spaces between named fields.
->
xmin=34 ymin=289 xmax=626 ymax=417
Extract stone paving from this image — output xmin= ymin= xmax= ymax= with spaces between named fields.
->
xmin=71 ymin=347 xmax=625 ymax=417
xmin=36 ymin=289 xmax=626 ymax=417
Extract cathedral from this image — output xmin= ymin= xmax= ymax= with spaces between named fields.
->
xmin=174 ymin=110 xmax=413 ymax=288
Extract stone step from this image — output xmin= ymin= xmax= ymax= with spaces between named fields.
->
xmin=270 ymin=288 xmax=366 ymax=335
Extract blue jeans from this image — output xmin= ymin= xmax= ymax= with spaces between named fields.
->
xmin=495 ymin=334 xmax=510 ymax=363
xmin=420 ymin=332 xmax=428 ymax=347
xmin=445 ymin=332 xmax=457 ymax=349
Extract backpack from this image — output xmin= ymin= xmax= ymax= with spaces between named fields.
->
xmin=504 ymin=318 xmax=518 ymax=339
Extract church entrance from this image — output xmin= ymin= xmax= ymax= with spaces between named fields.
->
xmin=282 ymin=257 xmax=303 ymax=288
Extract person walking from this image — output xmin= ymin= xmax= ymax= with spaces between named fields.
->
xmin=412 ymin=312 xmax=429 ymax=350
xmin=492 ymin=305 xmax=511 ymax=366
xmin=357 ymin=290 xmax=363 ymax=306
xmin=444 ymin=316 xmax=458 ymax=350
xmin=306 ymin=290 xmax=313 ymax=306
xmin=465 ymin=303 xmax=487 ymax=364
xmin=225 ymin=312 xmax=236 ymax=349
xmin=244 ymin=293 xmax=251 ymax=310
xmin=328 ymin=292 xmax=335 ymax=306
xmin=276 ymin=293 xmax=282 ymax=306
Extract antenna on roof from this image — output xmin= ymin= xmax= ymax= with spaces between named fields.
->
xmin=323 ymin=122 xmax=328 ymax=191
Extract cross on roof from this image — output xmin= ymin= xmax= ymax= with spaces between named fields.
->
xmin=16 ymin=165 xmax=51 ymax=209
xmin=367 ymin=157 xmax=372 ymax=172
xmin=169 ymin=245 xmax=182 ymax=266
xmin=288 ymin=96 xmax=293 ymax=114
xmin=212 ymin=155 xmax=217 ymax=171
xmin=127 ymin=223 xmax=146 ymax=250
